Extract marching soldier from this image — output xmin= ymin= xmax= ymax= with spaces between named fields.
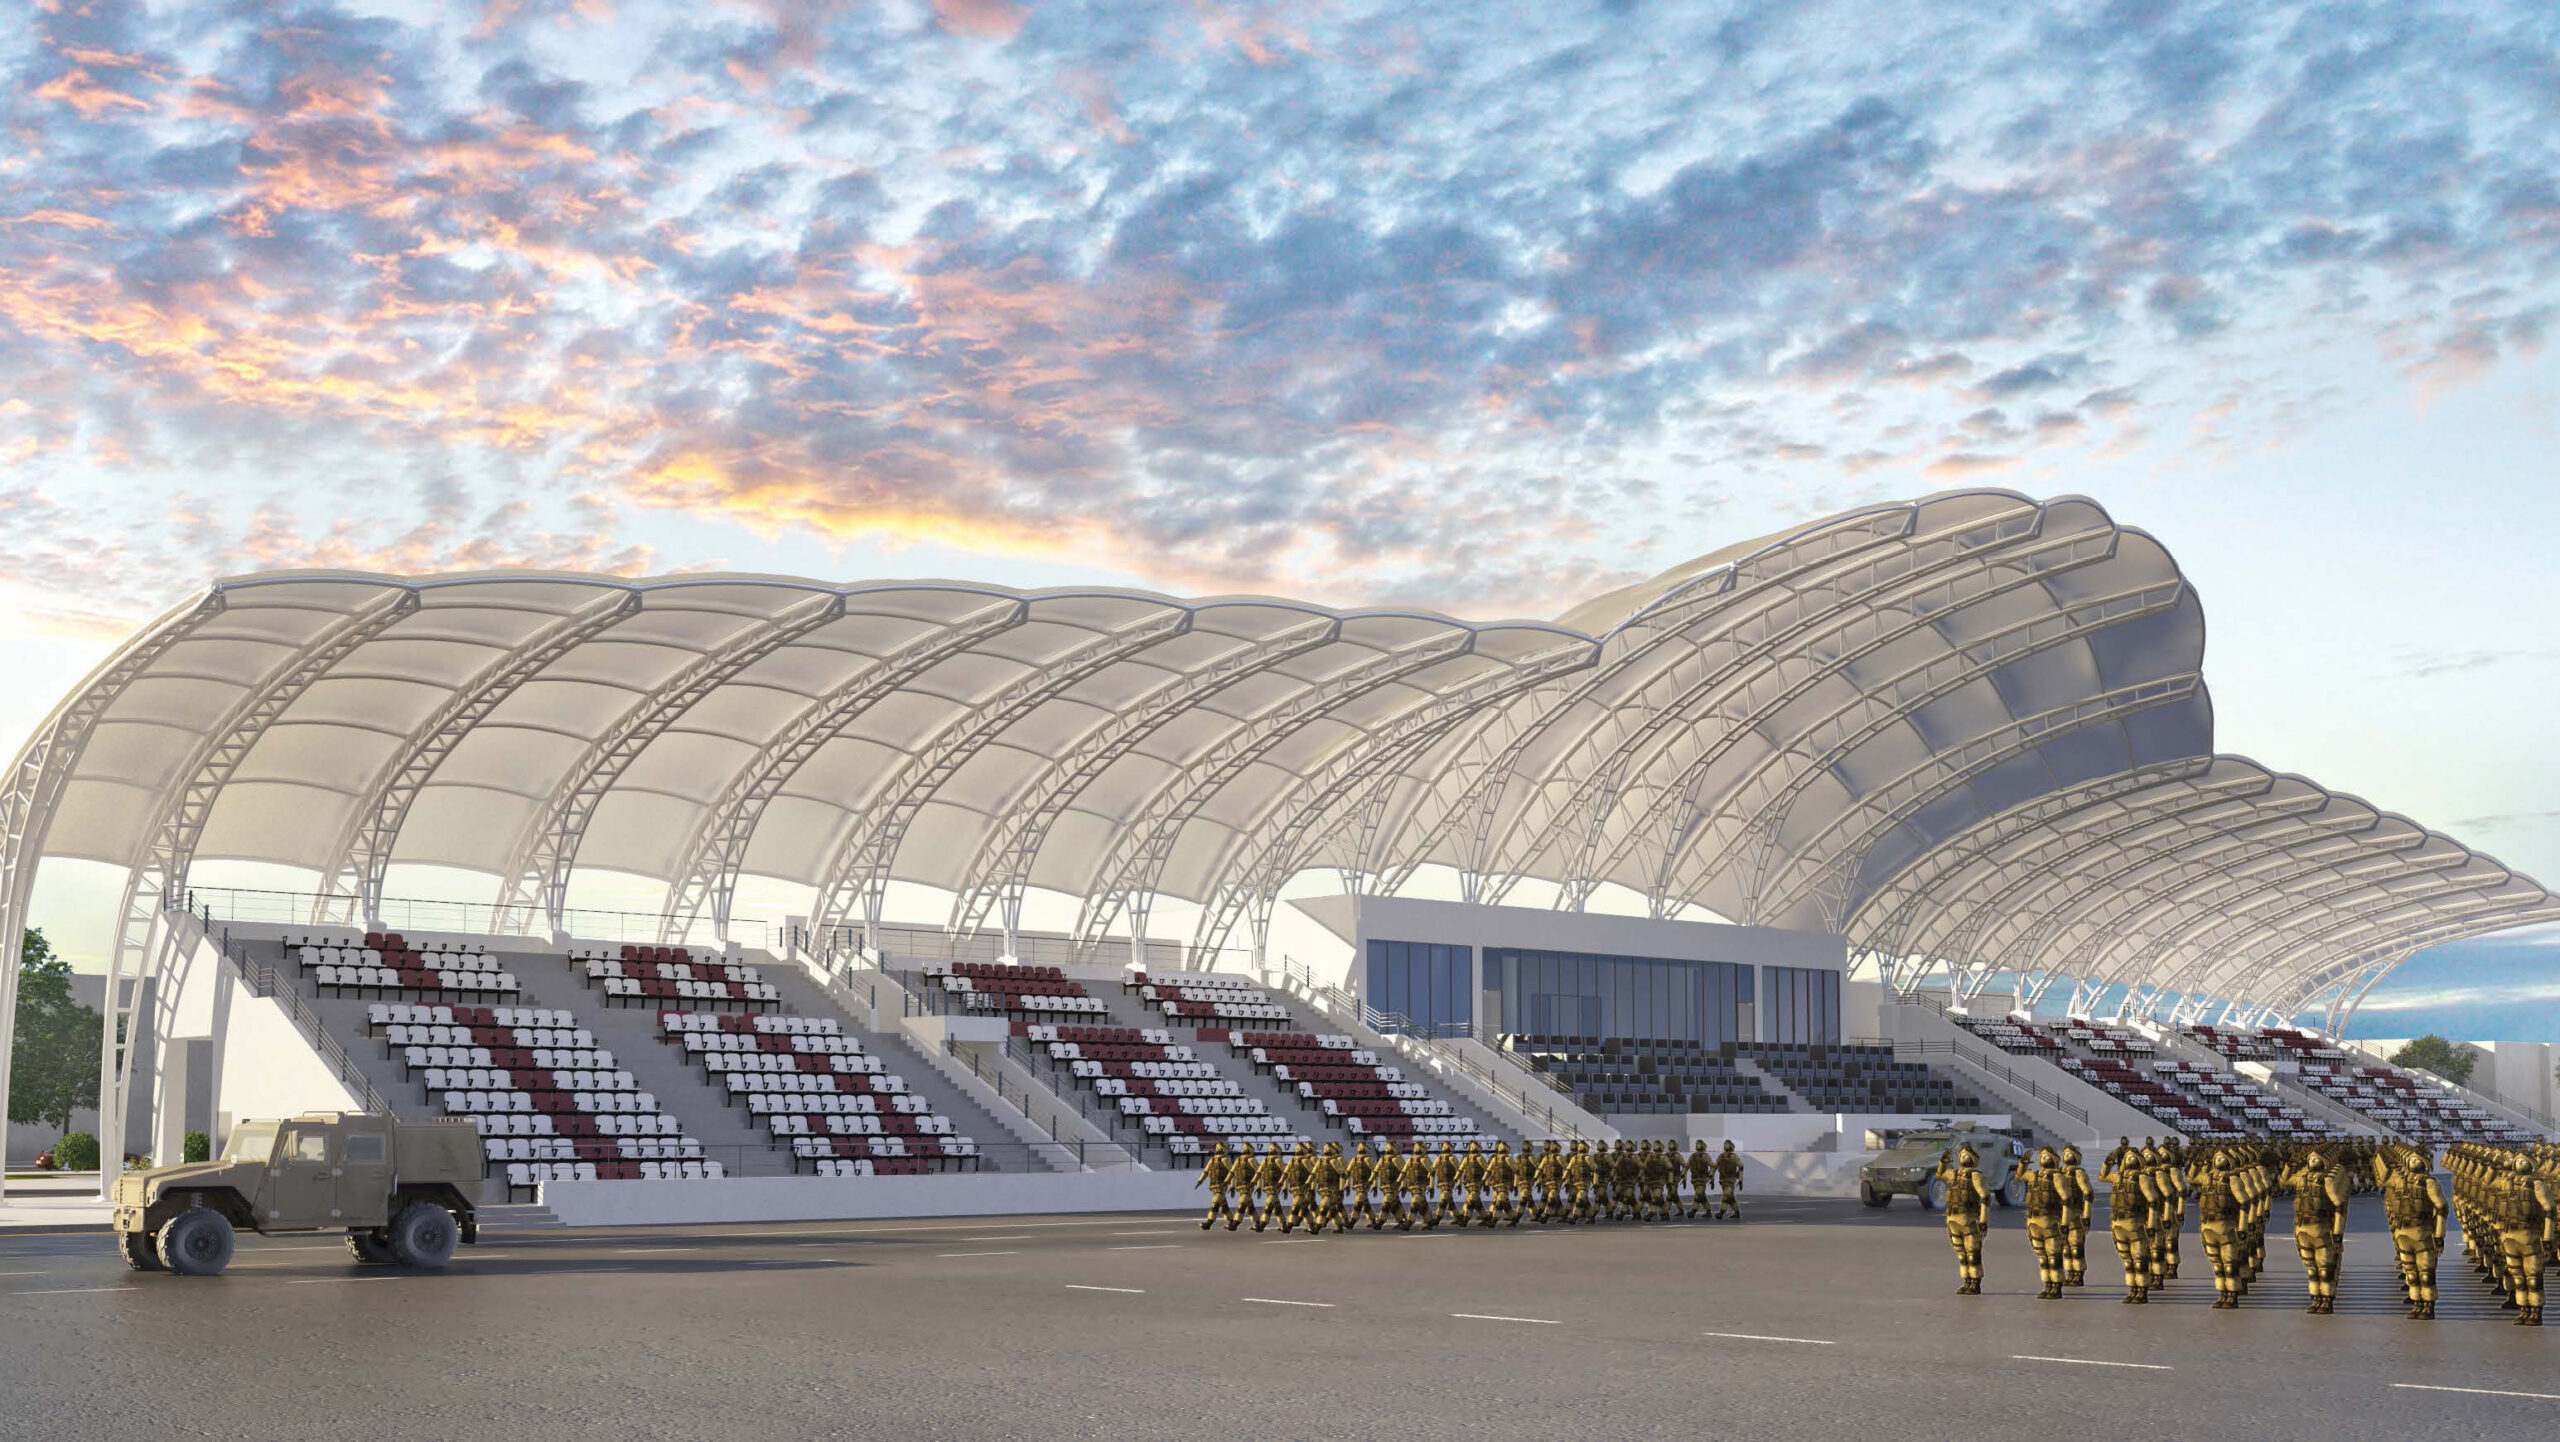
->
xmin=1312 ymin=1141 xmax=1349 ymax=1234
xmin=2056 ymin=1143 xmax=2092 ymax=1286
xmin=1397 ymin=1139 xmax=1434 ymax=1233
xmin=2022 ymin=1146 xmax=2067 ymax=1299
xmin=2281 ymin=1144 xmax=2347 ymax=1314
xmin=1372 ymin=1139 xmax=1405 ymax=1231
xmin=2156 ymin=1138 xmax=2187 ymax=1282
xmin=1713 ymin=1139 xmax=1745 ymax=1221
xmin=1939 ymin=1143 xmax=1992 ymax=1295
xmin=1535 ymin=1140 xmax=1565 ymax=1224
xmin=1456 ymin=1141 xmax=1489 ymax=1227
xmin=1196 ymin=1140 xmax=1235 ymax=1231
xmin=1686 ymin=1140 xmax=1713 ymax=1219
xmin=2101 ymin=1140 xmax=2152 ymax=1303
xmin=1566 ymin=1140 xmax=1599 ymax=1223
xmin=1484 ymin=1141 xmax=1516 ymax=1227
xmin=1344 ymin=1142 xmax=1376 ymax=1230
xmin=1277 ymin=1141 xmax=1312 ymax=1233
xmin=1248 ymin=1140 xmax=1286 ymax=1233
xmin=1644 ymin=1141 xmax=1676 ymax=1221
xmin=1431 ymin=1140 xmax=1463 ymax=1228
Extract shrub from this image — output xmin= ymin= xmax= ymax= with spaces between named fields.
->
xmin=50 ymin=1131 xmax=98 ymax=1172
xmin=182 ymin=1131 xmax=210 ymax=1163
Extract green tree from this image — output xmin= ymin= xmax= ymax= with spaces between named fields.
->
xmin=2388 ymin=1033 xmax=2477 ymax=1088
xmin=10 ymin=929 xmax=101 ymax=1138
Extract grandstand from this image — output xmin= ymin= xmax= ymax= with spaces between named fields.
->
xmin=2 ymin=489 xmax=2552 ymax=1217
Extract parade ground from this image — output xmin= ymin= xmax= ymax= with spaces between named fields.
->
xmin=2 ymin=1196 xmax=2548 ymax=1441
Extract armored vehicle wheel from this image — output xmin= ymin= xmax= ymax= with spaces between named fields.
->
xmin=118 ymin=1230 xmax=165 ymax=1271
xmin=1859 ymin=1183 xmax=1889 ymax=1208
xmin=1920 ymin=1177 xmax=1946 ymax=1212
xmin=347 ymin=1229 xmax=398 ymax=1265
xmin=158 ymin=1210 xmax=235 ymax=1277
xmin=1998 ymin=1175 xmax=2025 ymax=1209
xmin=388 ymin=1201 xmax=458 ymax=1269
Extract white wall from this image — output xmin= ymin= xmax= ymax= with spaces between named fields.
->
xmin=211 ymin=980 xmax=360 ymax=1148
xmin=539 ymin=1169 xmax=1204 ymax=1226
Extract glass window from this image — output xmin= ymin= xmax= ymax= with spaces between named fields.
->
xmin=286 ymin=1130 xmax=329 ymax=1164
xmin=343 ymin=1133 xmax=386 ymax=1165
xmin=222 ymin=1122 xmax=277 ymax=1163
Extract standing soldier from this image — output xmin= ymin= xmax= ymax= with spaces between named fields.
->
xmin=2282 ymin=1145 xmax=2347 ymax=1314
xmin=2137 ymin=1143 xmax=2170 ymax=1293
xmin=1197 ymin=1140 xmax=1235 ymax=1231
xmin=2380 ymin=1144 xmax=2445 ymax=1319
xmin=2196 ymin=1148 xmax=2243 ymax=1309
xmin=1345 ymin=1142 xmax=1376 ymax=1231
xmin=1686 ymin=1141 xmax=1714 ymax=1219
xmin=1714 ymin=1140 xmax=1746 ymax=1221
xmin=2022 ymin=1146 xmax=2067 ymax=1300
xmin=2496 ymin=1150 xmax=2549 ymax=1325
xmin=2101 ymin=1141 xmax=2152 ymax=1303
xmin=2156 ymin=1138 xmax=2188 ymax=1282
xmin=1939 ymin=1144 xmax=1992 ymax=1295
xmin=2055 ymin=1143 xmax=2092 ymax=1286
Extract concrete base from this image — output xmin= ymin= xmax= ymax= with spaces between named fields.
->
xmin=540 ymin=1168 xmax=1205 ymax=1227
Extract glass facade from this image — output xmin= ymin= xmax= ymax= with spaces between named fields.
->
xmin=1762 ymin=965 xmax=1842 ymax=1044
xmin=1364 ymin=940 xmax=1474 ymax=1035
xmin=1483 ymin=947 xmax=1756 ymax=1045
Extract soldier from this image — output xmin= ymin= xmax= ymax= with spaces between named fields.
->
xmin=1645 ymin=1141 xmax=1677 ymax=1221
xmin=2380 ymin=1143 xmax=2445 ymax=1320
xmin=1429 ymin=1140 xmax=1461 ymax=1228
xmin=2496 ymin=1150 xmax=2549 ymax=1325
xmin=1344 ymin=1142 xmax=1376 ymax=1231
xmin=1372 ymin=1139 xmax=1404 ymax=1231
xmin=2135 ymin=1143 xmax=2169 ymax=1292
xmin=2101 ymin=1139 xmax=2152 ymax=1303
xmin=1534 ymin=1140 xmax=1565 ymax=1224
xmin=2195 ymin=1148 xmax=2243 ymax=1309
xmin=1397 ymin=1139 xmax=1434 ymax=1233
xmin=1483 ymin=1141 xmax=1514 ymax=1228
xmin=1714 ymin=1139 xmax=1745 ymax=1221
xmin=1292 ymin=1141 xmax=1326 ymax=1233
xmin=2055 ymin=1143 xmax=2092 ymax=1286
xmin=1686 ymin=1140 xmax=1713 ymax=1219
xmin=1566 ymin=1140 xmax=1598 ymax=1223
xmin=2156 ymin=1137 xmax=2188 ymax=1282
xmin=1939 ymin=1143 xmax=1992 ymax=1295
xmin=1456 ymin=1141 xmax=1489 ymax=1227
xmin=2282 ymin=1144 xmax=2347 ymax=1314
xmin=1196 ymin=1140 xmax=1234 ymax=1231
xmin=1311 ymin=1141 xmax=1348 ymax=1234
xmin=1247 ymin=1141 xmax=1285 ymax=1233
xmin=2022 ymin=1146 xmax=2067 ymax=1300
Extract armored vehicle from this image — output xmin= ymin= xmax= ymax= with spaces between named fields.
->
xmin=1858 ymin=1124 xmax=2029 ymax=1209
xmin=110 ymin=1113 xmax=481 ymax=1277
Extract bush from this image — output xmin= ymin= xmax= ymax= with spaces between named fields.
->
xmin=50 ymin=1131 xmax=98 ymax=1172
xmin=182 ymin=1131 xmax=210 ymax=1164
xmin=2389 ymin=1034 xmax=2477 ymax=1088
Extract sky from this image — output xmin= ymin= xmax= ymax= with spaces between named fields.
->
xmin=3 ymin=0 xmax=2557 ymax=1035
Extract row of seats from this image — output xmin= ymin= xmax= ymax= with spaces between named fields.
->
xmin=317 ymin=964 xmax=520 ymax=996
xmin=484 ymin=1136 xmax=703 ymax=1162
xmin=1219 ymin=1027 xmax=1491 ymax=1144
xmin=1948 ymin=1013 xmax=2065 ymax=1058
xmin=1013 ymin=1017 xmax=1300 ymax=1151
xmin=1504 ymin=1035 xmax=1786 ymax=1116
xmin=1130 ymin=972 xmax=1292 ymax=1024
xmin=926 ymin=961 xmax=1107 ymax=1018
xmin=303 ymin=946 xmax=503 ymax=972
xmin=583 ymin=956 xmax=763 ymax=984
xmin=595 ymin=975 xmax=779 ymax=1006
xmin=659 ymin=1007 xmax=984 ymax=1173
xmin=663 ymin=1012 xmax=840 ymax=1036
xmin=504 ymin=1159 xmax=724 ymax=1188
xmin=1735 ymin=1041 xmax=1988 ymax=1116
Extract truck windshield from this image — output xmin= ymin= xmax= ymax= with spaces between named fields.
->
xmin=222 ymin=1123 xmax=278 ymax=1162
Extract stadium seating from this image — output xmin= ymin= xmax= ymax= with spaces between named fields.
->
xmin=925 ymin=960 xmax=1106 ymax=1020
xmin=1947 ymin=1013 xmax=2065 ymax=1058
xmin=363 ymin=999 xmax=711 ymax=1197
xmin=660 ymin=1011 xmax=982 ymax=1172
xmin=1733 ymin=1041 xmax=1988 ymax=1114
xmin=570 ymin=944 xmax=779 ymax=1009
xmin=1221 ymin=1029 xmax=1494 ymax=1144
xmin=1015 ymin=1021 xmax=1291 ymax=1157
xmin=1504 ymin=1036 xmax=1786 ymax=1116
xmin=300 ymin=933 xmax=520 ymax=998
xmin=1127 ymin=970 xmax=1291 ymax=1025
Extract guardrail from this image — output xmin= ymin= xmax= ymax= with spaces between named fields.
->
xmin=1265 ymin=968 xmax=1594 ymax=1142
xmin=941 ymin=1038 xmax=1153 ymax=1169
xmin=1903 ymin=1037 xmax=2090 ymax=1127
xmin=179 ymin=884 xmax=780 ymax=952
xmin=167 ymin=894 xmax=391 ymax=1116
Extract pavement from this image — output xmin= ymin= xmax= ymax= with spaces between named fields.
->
xmin=2 ymin=1194 xmax=2551 ymax=1441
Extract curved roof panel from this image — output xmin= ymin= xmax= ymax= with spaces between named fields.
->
xmin=0 ymin=490 xmax=2543 ymax=1035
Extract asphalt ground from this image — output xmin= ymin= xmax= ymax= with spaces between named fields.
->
xmin=1 ymin=1194 xmax=2551 ymax=1441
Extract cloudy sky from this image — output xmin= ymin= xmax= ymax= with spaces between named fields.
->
xmin=4 ymin=1 xmax=2556 ymax=1033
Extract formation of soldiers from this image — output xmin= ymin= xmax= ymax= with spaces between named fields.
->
xmin=1929 ymin=1133 xmax=2556 ymax=1324
xmin=1193 ymin=1137 xmax=1746 ymax=1232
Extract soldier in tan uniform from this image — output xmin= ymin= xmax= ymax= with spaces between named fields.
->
xmin=2195 ymin=1147 xmax=2244 ymax=1309
xmin=1713 ymin=1140 xmax=1745 ymax=1221
xmin=2022 ymin=1146 xmax=2067 ymax=1300
xmin=1939 ymin=1144 xmax=1992 ymax=1295
xmin=1312 ymin=1141 xmax=1348 ymax=1234
xmin=2101 ymin=1143 xmax=2153 ymax=1303
xmin=1343 ymin=1142 xmax=1376 ymax=1230
xmin=2379 ymin=1143 xmax=2445 ymax=1319
xmin=2282 ymin=1145 xmax=2348 ymax=1314
xmin=1566 ymin=1140 xmax=1599 ymax=1223
xmin=1371 ymin=1139 xmax=1405 ymax=1231
xmin=1534 ymin=1140 xmax=1565 ymax=1224
xmin=1397 ymin=1140 xmax=1435 ymax=1233
xmin=1247 ymin=1141 xmax=1285 ymax=1233
xmin=1455 ymin=1141 xmax=1489 ymax=1227
xmin=2055 ymin=1143 xmax=2092 ymax=1286
xmin=1686 ymin=1140 xmax=1714 ymax=1219
xmin=1196 ymin=1141 xmax=1236 ymax=1231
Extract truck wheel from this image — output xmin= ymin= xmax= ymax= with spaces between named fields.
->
xmin=1920 ymin=1178 xmax=1946 ymax=1212
xmin=158 ymin=1210 xmax=235 ymax=1277
xmin=388 ymin=1202 xmax=459 ymax=1269
xmin=118 ymin=1230 xmax=165 ymax=1271
xmin=1859 ymin=1183 xmax=1889 ymax=1209
xmin=346 ymin=1230 xmax=398 ymax=1265
xmin=1999 ymin=1176 xmax=2025 ymax=1209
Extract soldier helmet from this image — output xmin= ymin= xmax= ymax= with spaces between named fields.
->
xmin=1353 ymin=1142 xmax=1370 ymax=1157
xmin=1207 ymin=1140 xmax=1225 ymax=1155
xmin=1323 ymin=1141 xmax=1340 ymax=1156
xmin=1493 ymin=1141 xmax=1508 ymax=1154
xmin=1465 ymin=1140 xmax=1481 ymax=1154
xmin=1693 ymin=1139 xmax=1707 ymax=1151
xmin=2035 ymin=1146 xmax=2056 ymax=1165
xmin=2060 ymin=1144 xmax=2082 ymax=1164
xmin=1722 ymin=1139 xmax=1737 ymax=1151
xmin=1956 ymin=1145 xmax=1978 ymax=1166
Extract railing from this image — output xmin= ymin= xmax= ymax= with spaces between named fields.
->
xmin=166 ymin=894 xmax=391 ymax=1116
xmin=942 ymin=1038 xmax=1151 ymax=1169
xmin=820 ymin=922 xmax=1256 ymax=975
xmin=1904 ymin=1037 xmax=2090 ymax=1127
xmin=179 ymin=884 xmax=780 ymax=953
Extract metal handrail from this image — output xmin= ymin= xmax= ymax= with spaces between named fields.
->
xmin=1268 ymin=967 xmax=1592 ymax=1142
xmin=1917 ymin=1036 xmax=2091 ymax=1127
xmin=168 ymin=894 xmax=391 ymax=1115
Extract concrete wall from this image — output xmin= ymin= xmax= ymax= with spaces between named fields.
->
xmin=2478 ymin=1041 xmax=2558 ymax=1126
xmin=539 ymin=1168 xmax=1205 ymax=1226
xmin=210 ymin=979 xmax=362 ymax=1147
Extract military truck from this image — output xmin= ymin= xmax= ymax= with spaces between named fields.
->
xmin=111 ymin=1113 xmax=481 ymax=1277
xmin=1857 ymin=1123 xmax=2029 ymax=1209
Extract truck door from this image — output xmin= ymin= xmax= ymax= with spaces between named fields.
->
xmin=269 ymin=1126 xmax=337 ymax=1228
xmin=338 ymin=1127 xmax=391 ymax=1226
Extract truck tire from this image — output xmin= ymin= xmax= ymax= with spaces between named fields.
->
xmin=388 ymin=1201 xmax=459 ymax=1269
xmin=1858 ymin=1182 xmax=1889 ymax=1209
xmin=119 ymin=1230 xmax=165 ymax=1271
xmin=158 ymin=1210 xmax=235 ymax=1277
xmin=1920 ymin=1177 xmax=1946 ymax=1212
xmin=346 ymin=1230 xmax=398 ymax=1265
xmin=1998 ymin=1175 xmax=2025 ymax=1209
